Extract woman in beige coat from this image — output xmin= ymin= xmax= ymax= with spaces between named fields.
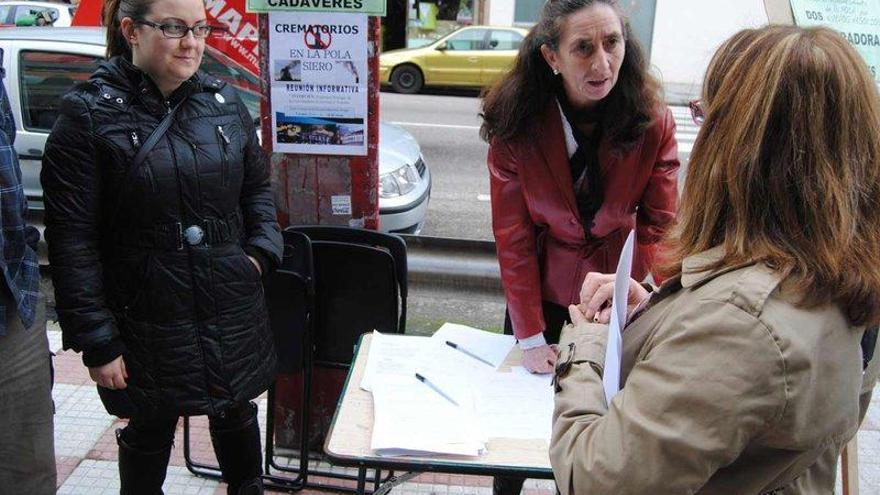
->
xmin=551 ymin=25 xmax=880 ymax=494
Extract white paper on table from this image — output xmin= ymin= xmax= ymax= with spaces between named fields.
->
xmin=412 ymin=337 xmax=499 ymax=405
xmin=473 ymin=366 xmax=554 ymax=440
xmin=603 ymin=230 xmax=635 ymax=405
xmin=360 ymin=331 xmax=430 ymax=392
xmin=370 ymin=374 xmax=485 ymax=457
xmin=430 ymin=323 xmax=516 ymax=369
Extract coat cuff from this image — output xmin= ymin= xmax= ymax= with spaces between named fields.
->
xmin=82 ymin=337 xmax=126 ymax=368
xmin=519 ymin=332 xmax=547 ymax=349
xmin=558 ymin=323 xmax=608 ymax=367
xmin=244 ymin=245 xmax=274 ymax=277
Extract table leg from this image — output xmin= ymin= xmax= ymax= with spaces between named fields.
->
xmin=357 ymin=467 xmax=367 ymax=495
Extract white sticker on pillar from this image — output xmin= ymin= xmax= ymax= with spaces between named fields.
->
xmin=332 ymin=195 xmax=352 ymax=215
xmin=268 ymin=12 xmax=369 ymax=156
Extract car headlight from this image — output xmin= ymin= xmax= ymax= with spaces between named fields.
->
xmin=379 ymin=163 xmax=420 ymax=198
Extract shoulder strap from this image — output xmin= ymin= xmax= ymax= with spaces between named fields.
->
xmin=132 ymin=100 xmax=182 ymax=171
xmin=109 ymin=100 xmax=184 ymax=230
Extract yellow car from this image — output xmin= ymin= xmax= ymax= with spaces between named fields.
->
xmin=380 ymin=26 xmax=529 ymax=94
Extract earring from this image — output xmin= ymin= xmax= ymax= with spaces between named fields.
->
xmin=552 ymin=68 xmax=559 ymax=75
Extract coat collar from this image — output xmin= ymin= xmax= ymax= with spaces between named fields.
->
xmin=95 ymin=56 xmax=205 ymax=114
xmin=680 ymin=246 xmax=759 ymax=288
xmin=538 ymin=101 xmax=579 ymax=216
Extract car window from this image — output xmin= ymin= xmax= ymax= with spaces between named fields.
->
xmin=14 ymin=6 xmax=57 ymax=24
xmin=445 ymin=29 xmax=487 ymax=51
xmin=19 ymin=50 xmax=102 ymax=132
xmin=488 ymin=30 xmax=523 ymax=51
xmin=0 ymin=6 xmax=11 ymax=24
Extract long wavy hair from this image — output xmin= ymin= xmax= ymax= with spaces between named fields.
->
xmin=658 ymin=25 xmax=880 ymax=327
xmin=480 ymin=0 xmax=661 ymax=145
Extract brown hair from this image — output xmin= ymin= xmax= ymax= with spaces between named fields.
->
xmin=102 ymin=0 xmax=154 ymax=59
xmin=658 ymin=25 xmax=880 ymax=326
xmin=479 ymin=0 xmax=661 ymax=145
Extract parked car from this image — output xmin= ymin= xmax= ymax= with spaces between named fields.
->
xmin=0 ymin=1 xmax=74 ymax=27
xmin=379 ymin=25 xmax=528 ymax=94
xmin=0 ymin=27 xmax=431 ymax=234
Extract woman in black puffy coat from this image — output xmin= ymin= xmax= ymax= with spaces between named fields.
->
xmin=41 ymin=0 xmax=282 ymax=491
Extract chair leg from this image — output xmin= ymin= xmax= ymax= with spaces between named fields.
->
xmin=842 ymin=437 xmax=859 ymax=495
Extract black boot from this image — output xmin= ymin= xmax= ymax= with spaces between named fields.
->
xmin=117 ymin=428 xmax=172 ymax=495
xmin=210 ymin=402 xmax=264 ymax=495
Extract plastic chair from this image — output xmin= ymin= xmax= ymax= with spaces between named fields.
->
xmin=184 ymin=230 xmax=315 ymax=492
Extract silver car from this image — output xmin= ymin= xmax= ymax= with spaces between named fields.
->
xmin=0 ymin=27 xmax=431 ymax=234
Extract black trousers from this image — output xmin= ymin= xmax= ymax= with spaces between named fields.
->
xmin=495 ymin=301 xmax=567 ymax=495
xmin=119 ymin=400 xmax=256 ymax=453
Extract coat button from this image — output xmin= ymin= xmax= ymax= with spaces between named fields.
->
xmin=102 ymin=93 xmax=112 ymax=99
xmin=115 ymin=97 xmax=124 ymax=104
xmin=214 ymin=93 xmax=226 ymax=104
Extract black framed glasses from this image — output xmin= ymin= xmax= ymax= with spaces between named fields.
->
xmin=135 ymin=19 xmax=225 ymax=39
xmin=688 ymin=99 xmax=705 ymax=126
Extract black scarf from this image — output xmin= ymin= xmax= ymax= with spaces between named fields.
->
xmin=559 ymin=98 xmax=604 ymax=237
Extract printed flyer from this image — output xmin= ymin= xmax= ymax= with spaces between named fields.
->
xmin=269 ymin=12 xmax=368 ymax=155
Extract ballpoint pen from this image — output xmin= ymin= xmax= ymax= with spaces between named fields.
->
xmin=445 ymin=340 xmax=494 ymax=367
xmin=414 ymin=372 xmax=459 ymax=407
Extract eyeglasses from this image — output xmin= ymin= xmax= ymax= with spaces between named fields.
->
xmin=135 ymin=19 xmax=225 ymax=39
xmin=688 ymin=99 xmax=705 ymax=126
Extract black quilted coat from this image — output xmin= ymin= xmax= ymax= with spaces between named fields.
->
xmin=42 ymin=56 xmax=282 ymax=417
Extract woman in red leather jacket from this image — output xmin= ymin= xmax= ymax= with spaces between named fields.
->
xmin=481 ymin=0 xmax=679 ymax=377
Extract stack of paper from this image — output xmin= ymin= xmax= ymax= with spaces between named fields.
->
xmin=364 ymin=324 xmax=552 ymax=458
xmin=371 ymin=374 xmax=486 ymax=457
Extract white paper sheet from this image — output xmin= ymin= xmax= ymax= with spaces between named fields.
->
xmin=474 ymin=366 xmax=554 ymax=440
xmin=603 ymin=230 xmax=635 ymax=405
xmin=412 ymin=338 xmax=499 ymax=405
xmin=431 ymin=323 xmax=516 ymax=369
xmin=360 ymin=331 xmax=430 ymax=391
xmin=370 ymin=375 xmax=485 ymax=457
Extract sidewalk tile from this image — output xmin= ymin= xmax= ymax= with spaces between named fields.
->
xmin=54 ymin=384 xmax=115 ymax=458
xmin=58 ymin=460 xmax=219 ymax=495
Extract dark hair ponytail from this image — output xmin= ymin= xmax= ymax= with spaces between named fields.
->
xmin=103 ymin=0 xmax=153 ymax=59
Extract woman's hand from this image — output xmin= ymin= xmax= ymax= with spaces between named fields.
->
xmin=578 ymin=272 xmax=650 ymax=324
xmin=522 ymin=344 xmax=559 ymax=374
xmin=89 ymin=355 xmax=128 ymax=390
xmin=247 ymin=255 xmax=262 ymax=276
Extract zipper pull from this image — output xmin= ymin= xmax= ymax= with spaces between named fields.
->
xmin=217 ymin=125 xmax=230 ymax=146
xmin=130 ymin=131 xmax=140 ymax=149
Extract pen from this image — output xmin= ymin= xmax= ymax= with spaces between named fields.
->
xmin=414 ymin=372 xmax=459 ymax=407
xmin=445 ymin=340 xmax=494 ymax=367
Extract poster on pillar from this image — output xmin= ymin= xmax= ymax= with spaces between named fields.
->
xmin=789 ymin=0 xmax=880 ymax=82
xmin=269 ymin=12 xmax=368 ymax=155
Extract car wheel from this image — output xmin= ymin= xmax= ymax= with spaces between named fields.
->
xmin=390 ymin=65 xmax=423 ymax=94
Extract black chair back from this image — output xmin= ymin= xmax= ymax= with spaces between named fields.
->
xmin=265 ymin=231 xmax=313 ymax=373
xmin=310 ymin=240 xmax=398 ymax=365
xmin=288 ymin=225 xmax=408 ymax=335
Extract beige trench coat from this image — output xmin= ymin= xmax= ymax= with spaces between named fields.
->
xmin=550 ymin=248 xmax=877 ymax=494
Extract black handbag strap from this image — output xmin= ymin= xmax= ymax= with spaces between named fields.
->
xmin=110 ymin=101 xmax=183 ymax=230
xmin=132 ymin=102 xmax=182 ymax=174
